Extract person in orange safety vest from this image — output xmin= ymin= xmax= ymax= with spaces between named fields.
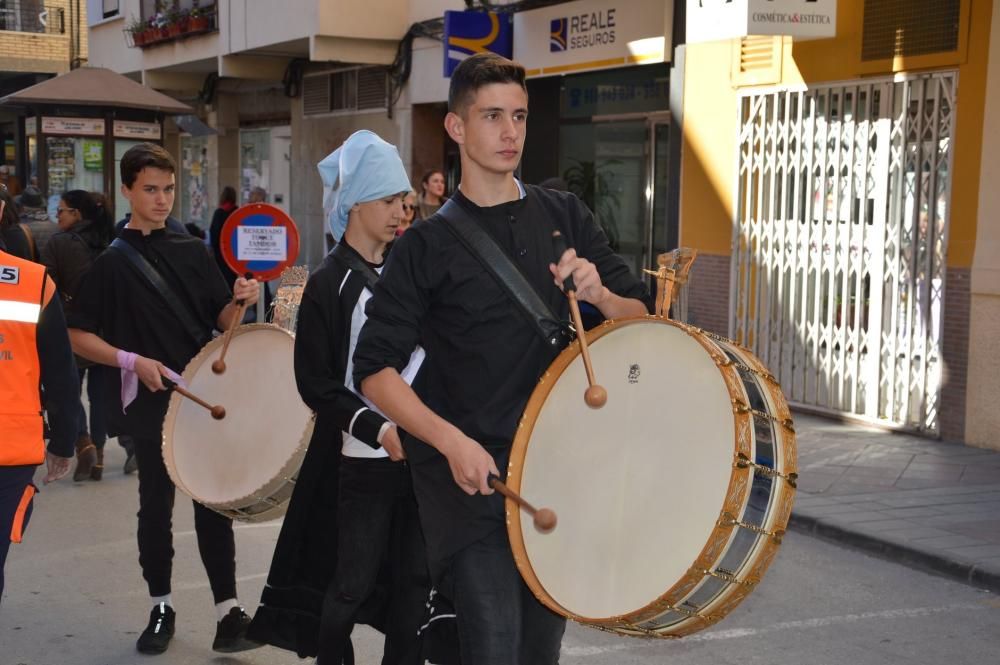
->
xmin=0 ymin=197 xmax=79 ymax=601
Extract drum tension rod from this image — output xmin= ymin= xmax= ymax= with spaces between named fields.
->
xmin=719 ymin=511 xmax=785 ymax=544
xmin=735 ymin=452 xmax=799 ymax=489
xmin=731 ymin=399 xmax=796 ymax=434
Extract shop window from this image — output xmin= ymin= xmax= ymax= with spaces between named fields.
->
xmin=46 ymin=136 xmax=104 ymax=198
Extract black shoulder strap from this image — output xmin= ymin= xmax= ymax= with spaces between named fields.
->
xmin=330 ymin=242 xmax=380 ymax=290
xmin=436 ymin=198 xmax=570 ymax=352
xmin=109 ymin=238 xmax=209 ymax=347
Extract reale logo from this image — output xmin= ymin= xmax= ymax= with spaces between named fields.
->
xmin=550 ymin=18 xmax=568 ymax=52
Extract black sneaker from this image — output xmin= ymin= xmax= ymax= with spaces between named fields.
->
xmin=212 ymin=607 xmax=261 ymax=653
xmin=136 ymin=603 xmax=175 ymax=655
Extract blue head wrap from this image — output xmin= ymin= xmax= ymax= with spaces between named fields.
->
xmin=317 ymin=130 xmax=412 ymax=241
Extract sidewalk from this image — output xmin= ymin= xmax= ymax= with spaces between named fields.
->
xmin=790 ymin=413 xmax=1000 ymax=592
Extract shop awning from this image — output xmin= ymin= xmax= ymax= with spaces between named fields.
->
xmin=0 ymin=67 xmax=192 ymax=114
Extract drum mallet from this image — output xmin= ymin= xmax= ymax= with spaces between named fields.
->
xmin=162 ymin=377 xmax=226 ymax=420
xmin=489 ymin=475 xmax=558 ymax=533
xmin=212 ymin=272 xmax=253 ymax=374
xmin=551 ymin=231 xmax=607 ymax=409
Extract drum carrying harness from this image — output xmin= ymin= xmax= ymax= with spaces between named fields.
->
xmin=110 ymin=238 xmax=211 ymax=347
xmin=436 ymin=198 xmax=572 ymax=355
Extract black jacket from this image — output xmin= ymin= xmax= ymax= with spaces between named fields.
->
xmin=247 ymin=248 xmax=388 ymax=659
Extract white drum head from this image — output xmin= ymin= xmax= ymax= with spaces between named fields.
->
xmin=517 ymin=320 xmax=735 ymax=619
xmin=163 ymin=325 xmax=312 ymax=509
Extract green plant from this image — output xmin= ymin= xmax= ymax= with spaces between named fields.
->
xmin=562 ymin=158 xmax=623 ymax=250
xmin=125 ymin=15 xmax=146 ymax=33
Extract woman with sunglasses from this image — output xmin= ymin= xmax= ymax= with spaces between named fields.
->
xmin=396 ymin=190 xmax=418 ymax=236
xmin=41 ymin=190 xmax=115 ymax=481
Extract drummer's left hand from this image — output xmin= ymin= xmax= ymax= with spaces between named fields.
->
xmin=233 ymin=277 xmax=259 ymax=305
xmin=550 ymin=248 xmax=609 ymax=306
xmin=381 ymin=425 xmax=406 ymax=462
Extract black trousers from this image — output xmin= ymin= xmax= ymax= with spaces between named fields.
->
xmin=316 ymin=456 xmax=430 ymax=665
xmin=77 ymin=365 xmax=107 ymax=448
xmin=0 ymin=465 xmax=36 ymax=601
xmin=133 ymin=435 xmax=236 ymax=603
xmin=443 ymin=526 xmax=566 ymax=665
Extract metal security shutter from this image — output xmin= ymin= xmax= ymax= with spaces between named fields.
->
xmin=303 ymin=74 xmax=331 ymax=115
xmin=331 ymin=70 xmax=358 ymax=111
xmin=731 ymin=72 xmax=956 ymax=434
xmin=862 ymin=0 xmax=962 ymax=61
xmin=357 ymin=68 xmax=388 ymax=110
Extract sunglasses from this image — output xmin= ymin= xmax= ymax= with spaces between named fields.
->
xmin=402 ymin=204 xmax=415 ymax=211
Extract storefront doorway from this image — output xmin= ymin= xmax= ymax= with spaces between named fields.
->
xmin=559 ymin=112 xmax=670 ymax=278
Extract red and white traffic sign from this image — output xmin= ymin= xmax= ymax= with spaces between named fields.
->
xmin=220 ymin=203 xmax=300 ymax=282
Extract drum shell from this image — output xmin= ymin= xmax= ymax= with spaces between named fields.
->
xmin=505 ymin=316 xmax=797 ymax=638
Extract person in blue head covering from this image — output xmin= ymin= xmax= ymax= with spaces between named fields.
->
xmin=318 ymin=129 xmax=413 ymax=243
xmin=248 ymin=130 xmax=432 ymax=664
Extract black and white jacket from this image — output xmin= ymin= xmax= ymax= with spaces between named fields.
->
xmin=293 ymin=241 xmax=422 ymax=457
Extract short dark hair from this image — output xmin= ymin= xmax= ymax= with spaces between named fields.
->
xmin=220 ymin=185 xmax=237 ymax=205
xmin=420 ymin=170 xmax=443 ymax=186
xmin=120 ymin=142 xmax=176 ymax=188
xmin=448 ymin=52 xmax=527 ymax=116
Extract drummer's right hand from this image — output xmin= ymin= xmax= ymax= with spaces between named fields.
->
xmin=134 ymin=355 xmax=168 ymax=391
xmin=443 ymin=433 xmax=500 ymax=496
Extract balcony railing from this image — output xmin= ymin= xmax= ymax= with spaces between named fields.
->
xmin=0 ymin=1 xmax=66 ymax=35
xmin=124 ymin=2 xmax=217 ymax=49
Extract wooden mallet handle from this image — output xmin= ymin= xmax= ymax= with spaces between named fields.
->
xmin=552 ymin=231 xmax=607 ymax=409
xmin=212 ymin=272 xmax=253 ymax=374
xmin=162 ymin=377 xmax=226 ymax=420
xmin=488 ymin=475 xmax=557 ymax=533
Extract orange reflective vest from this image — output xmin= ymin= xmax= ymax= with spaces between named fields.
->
xmin=0 ymin=250 xmax=46 ymax=466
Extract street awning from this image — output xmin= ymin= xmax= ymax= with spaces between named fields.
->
xmin=0 ymin=67 xmax=192 ymax=114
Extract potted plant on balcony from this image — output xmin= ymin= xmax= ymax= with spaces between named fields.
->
xmin=144 ymin=1 xmax=170 ymax=43
xmin=126 ymin=16 xmax=148 ymax=46
xmin=166 ymin=7 xmax=188 ymax=38
xmin=187 ymin=2 xmax=211 ymax=33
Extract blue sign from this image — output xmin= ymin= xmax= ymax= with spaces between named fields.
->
xmin=550 ymin=18 xmax=568 ymax=52
xmin=443 ymin=10 xmax=514 ymax=77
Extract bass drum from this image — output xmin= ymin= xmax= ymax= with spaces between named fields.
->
xmin=162 ymin=324 xmax=314 ymax=522
xmin=506 ymin=316 xmax=797 ymax=637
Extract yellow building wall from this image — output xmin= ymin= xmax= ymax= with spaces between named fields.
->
xmin=681 ymin=0 xmax=993 ymax=269
xmin=0 ymin=0 xmax=89 ymax=74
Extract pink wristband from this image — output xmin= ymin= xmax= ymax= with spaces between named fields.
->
xmin=116 ymin=350 xmax=138 ymax=371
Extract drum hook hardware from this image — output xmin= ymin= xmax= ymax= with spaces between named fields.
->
xmin=697 ymin=566 xmax=757 ymax=588
xmin=731 ymin=399 xmax=796 ymax=434
xmin=643 ymin=601 xmax=719 ymax=624
xmin=735 ymin=452 xmax=799 ymax=488
xmin=716 ymin=358 xmax=779 ymax=386
xmin=719 ymin=511 xmax=785 ymax=544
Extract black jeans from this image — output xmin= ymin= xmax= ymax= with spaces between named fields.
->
xmin=0 ymin=465 xmax=36 ymax=601
xmin=77 ymin=365 xmax=107 ymax=448
xmin=444 ymin=527 xmax=566 ymax=665
xmin=316 ymin=456 xmax=429 ymax=665
xmin=133 ymin=435 xmax=236 ymax=603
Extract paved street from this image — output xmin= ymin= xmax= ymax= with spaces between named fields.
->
xmin=792 ymin=413 xmax=1000 ymax=591
xmin=3 ymin=415 xmax=1000 ymax=664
